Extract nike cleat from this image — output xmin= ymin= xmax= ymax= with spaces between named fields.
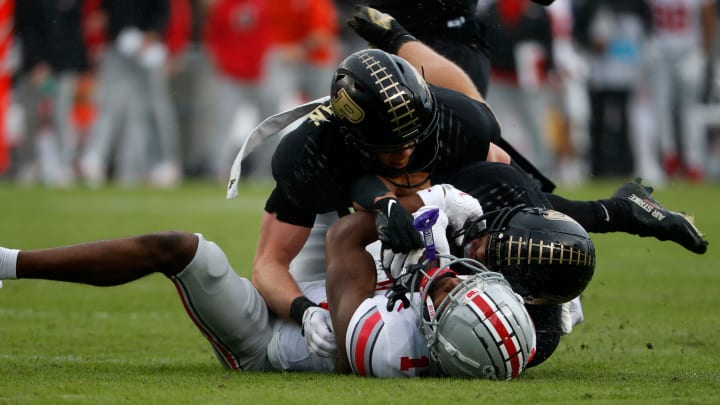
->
xmin=612 ymin=178 xmax=708 ymax=254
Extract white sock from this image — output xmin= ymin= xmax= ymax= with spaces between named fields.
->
xmin=0 ymin=247 xmax=20 ymax=279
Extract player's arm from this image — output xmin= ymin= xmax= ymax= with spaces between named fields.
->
xmin=326 ymin=210 xmax=379 ymax=374
xmin=252 ymin=212 xmax=311 ymax=321
xmin=346 ymin=6 xmax=511 ymax=165
xmin=348 ymin=5 xmax=485 ymax=103
xmin=396 ymin=41 xmax=484 ymax=103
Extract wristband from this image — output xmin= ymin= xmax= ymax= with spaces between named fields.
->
xmin=352 ymin=175 xmax=391 ymax=210
xmin=389 ymin=34 xmax=418 ymax=54
xmin=0 ymin=248 xmax=19 ymax=280
xmin=290 ymin=296 xmax=318 ymax=326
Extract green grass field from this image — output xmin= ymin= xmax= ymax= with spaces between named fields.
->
xmin=1 ymin=179 xmax=718 ymax=404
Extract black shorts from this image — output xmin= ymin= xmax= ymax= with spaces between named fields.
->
xmin=436 ymin=161 xmax=552 ymax=212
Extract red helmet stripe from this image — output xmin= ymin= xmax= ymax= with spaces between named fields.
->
xmin=469 ymin=293 xmax=523 ymax=379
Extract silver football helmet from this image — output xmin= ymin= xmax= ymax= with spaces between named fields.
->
xmin=412 ymin=256 xmax=537 ymax=380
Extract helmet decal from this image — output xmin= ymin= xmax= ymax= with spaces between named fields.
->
xmin=542 ymin=210 xmax=575 ymax=222
xmin=356 ymin=50 xmax=422 ymax=138
xmin=466 ymin=290 xmax=525 ymax=379
xmin=332 ymin=88 xmax=365 ymax=124
xmin=330 ymin=49 xmax=440 ymax=175
xmin=498 ymin=235 xmax=595 ymax=268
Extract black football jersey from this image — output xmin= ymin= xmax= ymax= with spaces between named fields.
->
xmin=266 ymin=85 xmax=501 ymax=227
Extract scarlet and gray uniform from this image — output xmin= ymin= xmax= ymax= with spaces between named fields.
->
xmin=171 ymin=233 xmax=335 ymax=372
xmin=172 ymin=232 xmax=431 ymax=377
xmin=347 ymin=294 xmax=433 ymax=378
xmin=646 ymin=0 xmax=716 ymax=176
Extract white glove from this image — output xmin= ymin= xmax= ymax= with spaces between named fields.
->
xmin=417 ymin=184 xmax=483 ymax=232
xmin=441 ymin=184 xmax=483 ymax=230
xmin=381 ymin=207 xmax=451 ymax=280
xmin=302 ymin=306 xmax=337 ymax=358
xmin=381 ymin=246 xmax=424 ymax=281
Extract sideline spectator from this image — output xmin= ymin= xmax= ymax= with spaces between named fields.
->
xmin=481 ymin=0 xmax=557 ymax=176
xmin=13 ymin=0 xmax=90 ymax=186
xmin=647 ymin=0 xmax=717 ymax=181
xmin=79 ymin=0 xmax=182 ymax=188
xmin=573 ymin=0 xmax=653 ymax=178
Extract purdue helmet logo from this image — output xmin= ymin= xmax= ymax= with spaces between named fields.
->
xmin=332 ymin=88 xmax=365 ymax=124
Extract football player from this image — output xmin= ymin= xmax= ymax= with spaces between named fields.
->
xmin=231 ymin=5 xmax=706 ymax=365
xmin=327 ymin=182 xmax=596 ymax=371
xmin=0 ymin=207 xmax=537 ymax=379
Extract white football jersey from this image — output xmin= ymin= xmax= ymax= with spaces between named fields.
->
xmin=650 ymin=0 xmax=712 ymax=56
xmin=345 ymin=293 xmax=433 ymax=378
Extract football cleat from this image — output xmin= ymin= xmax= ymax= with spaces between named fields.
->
xmin=612 ymin=178 xmax=708 ymax=254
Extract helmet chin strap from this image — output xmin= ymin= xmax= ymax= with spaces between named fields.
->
xmin=382 ymin=171 xmax=432 ymax=189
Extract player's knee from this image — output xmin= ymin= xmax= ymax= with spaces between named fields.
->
xmin=136 ymin=231 xmax=198 ymax=277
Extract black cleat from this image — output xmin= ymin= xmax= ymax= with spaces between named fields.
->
xmin=612 ymin=178 xmax=708 ymax=254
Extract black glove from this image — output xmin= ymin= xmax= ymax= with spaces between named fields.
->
xmin=385 ymin=282 xmax=411 ymax=311
xmin=347 ymin=5 xmax=417 ymax=54
xmin=374 ymin=197 xmax=424 ymax=253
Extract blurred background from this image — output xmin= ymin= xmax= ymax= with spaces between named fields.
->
xmin=1 ymin=0 xmax=719 ymax=189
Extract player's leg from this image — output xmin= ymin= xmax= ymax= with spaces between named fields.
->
xmin=1 ymin=232 xmax=274 ymax=371
xmin=546 ymin=178 xmax=708 ymax=254
xmin=442 ymin=161 xmax=708 ymax=254
xmin=1 ymin=231 xmax=196 ymax=284
xmin=326 ymin=210 xmax=379 ymax=374
xmin=170 ymin=234 xmax=274 ymax=371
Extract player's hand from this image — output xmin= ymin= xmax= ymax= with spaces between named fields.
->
xmin=374 ymin=197 xmax=424 ymax=253
xmin=440 ymin=184 xmax=483 ymax=236
xmin=417 ymin=184 xmax=483 ymax=244
xmin=302 ymin=307 xmax=337 ymax=358
xmin=381 ymin=246 xmax=424 ymax=281
xmin=347 ymin=5 xmax=416 ymax=54
xmin=385 ymin=282 xmax=411 ymax=311
xmin=381 ymin=207 xmax=451 ymax=280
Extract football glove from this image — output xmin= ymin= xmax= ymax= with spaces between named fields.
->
xmin=302 ymin=306 xmax=337 ymax=358
xmin=374 ymin=197 xmax=424 ymax=253
xmin=380 ymin=207 xmax=451 ymax=281
xmin=347 ymin=5 xmax=417 ymax=54
xmin=385 ymin=281 xmax=411 ymax=311
xmin=417 ymin=184 xmax=484 ymax=245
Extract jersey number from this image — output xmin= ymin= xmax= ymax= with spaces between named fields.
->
xmin=400 ymin=356 xmax=430 ymax=371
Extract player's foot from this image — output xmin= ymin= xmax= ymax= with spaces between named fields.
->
xmin=612 ymin=178 xmax=708 ymax=254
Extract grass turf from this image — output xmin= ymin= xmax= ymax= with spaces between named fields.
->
xmin=0 ymin=179 xmax=718 ymax=404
